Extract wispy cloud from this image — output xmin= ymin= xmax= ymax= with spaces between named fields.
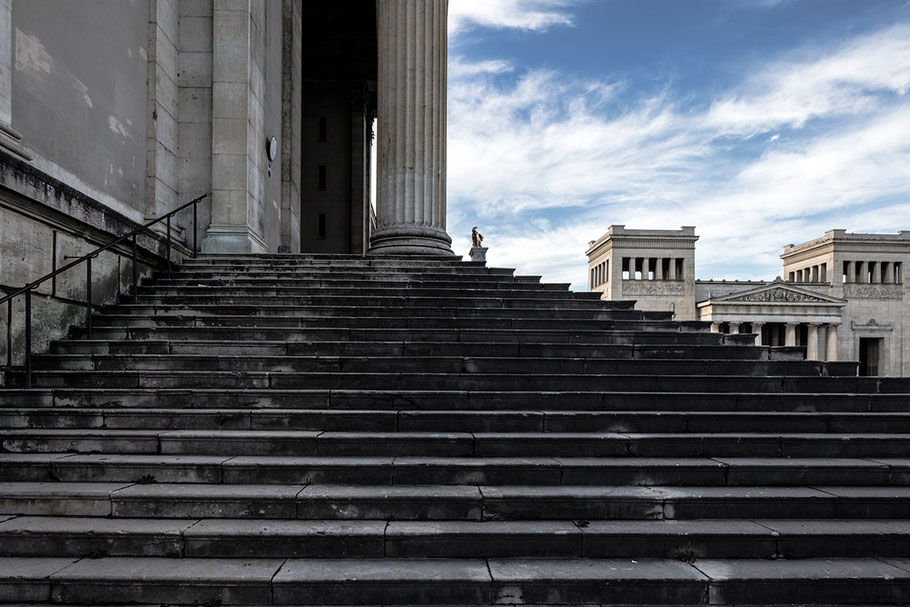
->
xmin=449 ymin=0 xmax=578 ymax=36
xmin=447 ymin=22 xmax=910 ymax=288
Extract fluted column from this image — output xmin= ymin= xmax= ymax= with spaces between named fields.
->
xmin=807 ymin=324 xmax=820 ymax=360
xmin=370 ymin=0 xmax=453 ymax=256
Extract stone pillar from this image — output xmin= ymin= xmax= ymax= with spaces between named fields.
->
xmin=370 ymin=0 xmax=452 ymax=256
xmin=728 ymin=322 xmax=741 ymax=335
xmin=642 ymin=258 xmax=650 ymax=280
xmin=785 ymin=323 xmax=798 ymax=347
xmin=710 ymin=323 xmax=720 ymax=333
xmin=845 ymin=261 xmax=854 ymax=283
xmin=857 ymin=261 xmax=866 ymax=283
xmin=806 ymin=324 xmax=820 ymax=360
xmin=826 ymin=324 xmax=838 ymax=361
xmin=669 ymin=259 xmax=677 ymax=280
xmin=202 ymin=0 xmax=268 ymax=254
xmin=752 ymin=322 xmax=764 ymax=346
xmin=872 ymin=262 xmax=881 ymax=284
xmin=655 ymin=259 xmax=664 ymax=280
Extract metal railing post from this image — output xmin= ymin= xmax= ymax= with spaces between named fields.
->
xmin=166 ymin=215 xmax=172 ymax=280
xmin=6 ymin=299 xmax=11 ymax=368
xmin=132 ymin=234 xmax=138 ymax=303
xmin=86 ymin=256 xmax=93 ymax=338
xmin=24 ymin=288 xmax=32 ymax=389
xmin=193 ymin=200 xmax=198 ymax=254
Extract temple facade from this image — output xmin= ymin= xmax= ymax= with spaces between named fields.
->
xmin=0 ymin=0 xmax=451 ymax=362
xmin=587 ymin=226 xmax=910 ymax=376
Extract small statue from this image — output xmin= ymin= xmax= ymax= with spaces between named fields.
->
xmin=470 ymin=227 xmax=487 ymax=262
xmin=472 ymin=226 xmax=484 ymax=248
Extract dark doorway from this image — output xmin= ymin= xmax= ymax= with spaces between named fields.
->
xmin=859 ymin=338 xmax=882 ymax=376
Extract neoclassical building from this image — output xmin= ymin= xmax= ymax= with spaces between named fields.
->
xmin=0 ymin=0 xmax=451 ymax=361
xmin=587 ymin=226 xmax=909 ymax=376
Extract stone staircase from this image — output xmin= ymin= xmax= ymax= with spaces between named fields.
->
xmin=2 ymin=254 xmax=910 ymax=605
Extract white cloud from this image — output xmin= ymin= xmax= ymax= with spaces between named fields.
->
xmin=449 ymin=58 xmax=515 ymax=80
xmin=706 ymin=23 xmax=910 ymax=136
xmin=449 ymin=0 xmax=577 ymax=36
xmin=447 ymin=23 xmax=910 ymax=286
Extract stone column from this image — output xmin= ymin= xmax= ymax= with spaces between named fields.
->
xmin=655 ymin=259 xmax=664 ymax=280
xmin=806 ymin=324 xmax=819 ymax=360
xmin=642 ymin=258 xmax=650 ymax=280
xmin=826 ymin=324 xmax=838 ymax=361
xmin=872 ymin=262 xmax=881 ymax=284
xmin=857 ymin=261 xmax=866 ymax=283
xmin=710 ymin=323 xmax=720 ymax=333
xmin=752 ymin=322 xmax=764 ymax=346
xmin=785 ymin=323 xmax=798 ymax=347
xmin=669 ymin=259 xmax=677 ymax=280
xmin=845 ymin=261 xmax=854 ymax=283
xmin=370 ymin=0 xmax=452 ymax=256
xmin=728 ymin=322 xmax=740 ymax=335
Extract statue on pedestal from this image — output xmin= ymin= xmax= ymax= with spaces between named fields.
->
xmin=469 ymin=227 xmax=488 ymax=262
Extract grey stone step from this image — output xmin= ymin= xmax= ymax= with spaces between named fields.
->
xmin=66 ymin=325 xmax=735 ymax=344
xmin=6 ymin=429 xmax=910 ymax=458
xmin=90 ymin=314 xmax=676 ymax=330
xmin=3 ymin=453 xmax=906 ymax=487
xmin=10 ymin=369 xmax=892 ymax=393
xmin=51 ymin=339 xmax=781 ymax=361
xmin=3 ymin=554 xmax=910 ymax=605
xmin=7 ymin=481 xmax=909 ymax=521
xmin=8 ymin=407 xmax=910 ymax=433
xmin=152 ymin=277 xmax=574 ymax=292
xmin=132 ymin=294 xmax=624 ymax=310
xmin=104 ymin=303 xmax=643 ymax=320
xmin=135 ymin=284 xmax=600 ymax=300
xmin=31 ymin=354 xmax=850 ymax=378
xmin=5 ymin=517 xmax=910 ymax=560
xmin=2 ymin=388 xmax=904 ymax=413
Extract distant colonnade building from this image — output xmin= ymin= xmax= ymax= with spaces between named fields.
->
xmin=586 ymin=226 xmax=909 ymax=376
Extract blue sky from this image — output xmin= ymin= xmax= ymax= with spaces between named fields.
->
xmin=444 ymin=0 xmax=910 ymax=289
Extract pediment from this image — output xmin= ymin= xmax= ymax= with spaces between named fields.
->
xmin=710 ymin=279 xmax=845 ymax=305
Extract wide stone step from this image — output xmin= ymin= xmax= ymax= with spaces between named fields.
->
xmin=8 ymin=369 xmax=890 ymax=392
xmin=4 ymin=429 xmax=910 ymax=458
xmin=2 ymin=453 xmax=908 ymax=486
xmin=47 ymin=338 xmax=800 ymax=361
xmin=5 ymin=407 xmax=910 ymax=433
xmin=31 ymin=354 xmax=850 ymax=377
xmin=3 ymin=517 xmax=910 ymax=560
xmin=88 ymin=314 xmax=683 ymax=331
xmin=4 ymin=555 xmax=910 ymax=605
xmin=133 ymin=294 xmax=620 ymax=310
xmin=135 ymin=284 xmax=598 ymax=299
xmin=1 ymin=388 xmax=904 ymax=413
xmin=105 ymin=303 xmax=644 ymax=320
xmin=152 ymin=277 xmax=574 ymax=291
xmin=3 ymin=483 xmax=910 ymax=520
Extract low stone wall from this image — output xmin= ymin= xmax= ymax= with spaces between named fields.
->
xmin=0 ymin=152 xmax=186 ymax=370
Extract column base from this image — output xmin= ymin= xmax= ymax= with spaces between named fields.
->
xmin=201 ymin=224 xmax=268 ymax=254
xmin=369 ymin=225 xmax=454 ymax=257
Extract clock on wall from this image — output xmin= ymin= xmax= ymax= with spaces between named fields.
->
xmin=267 ymin=136 xmax=278 ymax=161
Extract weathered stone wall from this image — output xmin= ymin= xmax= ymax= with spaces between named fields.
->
xmin=0 ymin=154 xmax=173 ymax=370
xmin=10 ymin=0 xmax=149 ymax=221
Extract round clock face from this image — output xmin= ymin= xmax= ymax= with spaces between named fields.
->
xmin=267 ymin=136 xmax=278 ymax=161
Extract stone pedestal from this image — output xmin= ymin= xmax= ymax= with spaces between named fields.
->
xmin=369 ymin=0 xmax=453 ymax=256
xmin=469 ymin=247 xmax=488 ymax=263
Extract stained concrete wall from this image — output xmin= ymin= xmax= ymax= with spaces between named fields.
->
xmin=11 ymin=0 xmax=149 ymax=216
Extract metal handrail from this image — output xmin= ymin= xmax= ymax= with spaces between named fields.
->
xmin=2 ymin=193 xmax=208 ymax=387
